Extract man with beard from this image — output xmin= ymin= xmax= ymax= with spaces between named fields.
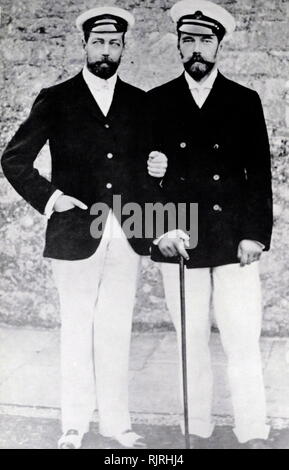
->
xmin=148 ymin=0 xmax=273 ymax=449
xmin=1 ymin=6 xmax=167 ymax=449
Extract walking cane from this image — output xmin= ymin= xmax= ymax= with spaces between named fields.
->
xmin=179 ymin=255 xmax=190 ymax=449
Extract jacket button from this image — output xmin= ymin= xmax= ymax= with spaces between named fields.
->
xmin=213 ymin=204 xmax=222 ymax=212
xmin=213 ymin=174 xmax=220 ymax=181
xmin=106 ymin=183 xmax=112 ymax=189
xmin=180 ymin=142 xmax=187 ymax=148
xmin=107 ymin=153 xmax=113 ymax=159
xmin=105 ymin=123 xmax=110 ymax=129
xmin=213 ymin=144 xmax=219 ymax=150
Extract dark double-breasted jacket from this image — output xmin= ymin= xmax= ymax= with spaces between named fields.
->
xmin=149 ymin=72 xmax=273 ymax=268
xmin=1 ymin=72 xmax=153 ymax=260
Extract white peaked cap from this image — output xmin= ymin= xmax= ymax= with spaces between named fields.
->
xmin=76 ymin=6 xmax=135 ymax=33
xmin=170 ymin=0 xmax=236 ymax=37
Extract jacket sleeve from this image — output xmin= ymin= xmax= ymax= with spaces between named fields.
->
xmin=146 ymin=90 xmax=181 ymax=261
xmin=241 ymin=92 xmax=273 ymax=250
xmin=133 ymin=91 xmax=165 ymax=254
xmin=1 ymin=88 xmax=58 ymax=214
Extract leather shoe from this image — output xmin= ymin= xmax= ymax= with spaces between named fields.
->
xmin=101 ymin=429 xmax=147 ymax=449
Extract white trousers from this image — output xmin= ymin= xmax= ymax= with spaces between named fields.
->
xmin=51 ymin=212 xmax=140 ymax=437
xmin=161 ymin=262 xmax=270 ymax=443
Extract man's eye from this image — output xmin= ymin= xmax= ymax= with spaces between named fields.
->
xmin=111 ymin=42 xmax=121 ymax=47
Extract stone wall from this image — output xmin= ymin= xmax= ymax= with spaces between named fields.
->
xmin=0 ymin=0 xmax=289 ymax=334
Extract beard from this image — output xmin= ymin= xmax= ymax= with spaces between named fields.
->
xmin=87 ymin=57 xmax=120 ymax=79
xmin=183 ymin=53 xmax=215 ymax=81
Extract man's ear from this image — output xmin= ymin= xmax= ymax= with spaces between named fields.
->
xmin=218 ymin=40 xmax=223 ymax=51
xmin=177 ymin=35 xmax=181 ymax=52
xmin=82 ymin=37 xmax=87 ymax=49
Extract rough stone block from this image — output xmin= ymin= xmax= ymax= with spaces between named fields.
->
xmin=249 ymin=22 xmax=289 ymax=51
xmin=220 ymin=51 xmax=289 ymax=78
xmin=1 ymin=39 xmax=31 ymax=63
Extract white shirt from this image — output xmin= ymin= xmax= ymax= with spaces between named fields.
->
xmin=45 ymin=67 xmax=118 ymax=218
xmin=82 ymin=65 xmax=117 ymax=117
xmin=185 ymin=67 xmax=218 ymax=108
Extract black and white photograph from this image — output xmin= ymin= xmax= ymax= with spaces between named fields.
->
xmin=0 ymin=0 xmax=289 ymax=451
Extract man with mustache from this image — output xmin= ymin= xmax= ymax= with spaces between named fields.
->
xmin=1 ymin=6 xmax=167 ymax=449
xmin=148 ymin=0 xmax=273 ymax=449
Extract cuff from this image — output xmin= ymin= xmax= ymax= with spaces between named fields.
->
xmin=44 ymin=190 xmax=63 ymax=219
xmin=153 ymin=229 xmax=190 ymax=246
xmin=242 ymin=239 xmax=265 ymax=250
xmin=254 ymin=240 xmax=265 ymax=250
xmin=153 ymin=233 xmax=166 ymax=246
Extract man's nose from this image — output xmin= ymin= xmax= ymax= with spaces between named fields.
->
xmin=101 ymin=43 xmax=110 ymax=55
xmin=192 ymin=39 xmax=202 ymax=53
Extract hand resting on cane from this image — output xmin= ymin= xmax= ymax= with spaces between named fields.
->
xmin=157 ymin=229 xmax=190 ymax=260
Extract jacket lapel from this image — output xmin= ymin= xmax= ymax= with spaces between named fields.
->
xmin=70 ymin=73 xmax=130 ymax=124
xmin=173 ymin=73 xmax=200 ymax=115
xmin=199 ymin=72 xmax=232 ymax=141
xmin=173 ymin=71 xmax=228 ymax=117
xmin=199 ymin=71 xmax=228 ymax=114
xmin=70 ymin=72 xmax=108 ymax=123
xmin=107 ymin=77 xmax=131 ymax=123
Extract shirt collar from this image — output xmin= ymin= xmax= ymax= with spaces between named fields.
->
xmin=82 ymin=65 xmax=118 ymax=92
xmin=185 ymin=67 xmax=218 ymax=90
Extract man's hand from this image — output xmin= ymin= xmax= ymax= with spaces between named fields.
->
xmin=53 ymin=195 xmax=88 ymax=213
xmin=158 ymin=230 xmax=190 ymax=260
xmin=237 ymin=239 xmax=263 ymax=267
xmin=147 ymin=151 xmax=168 ymax=178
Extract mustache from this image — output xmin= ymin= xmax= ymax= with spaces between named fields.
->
xmin=94 ymin=58 xmax=115 ymax=65
xmin=186 ymin=54 xmax=207 ymax=66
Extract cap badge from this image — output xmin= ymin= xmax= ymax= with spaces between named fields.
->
xmin=193 ymin=11 xmax=203 ymax=19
